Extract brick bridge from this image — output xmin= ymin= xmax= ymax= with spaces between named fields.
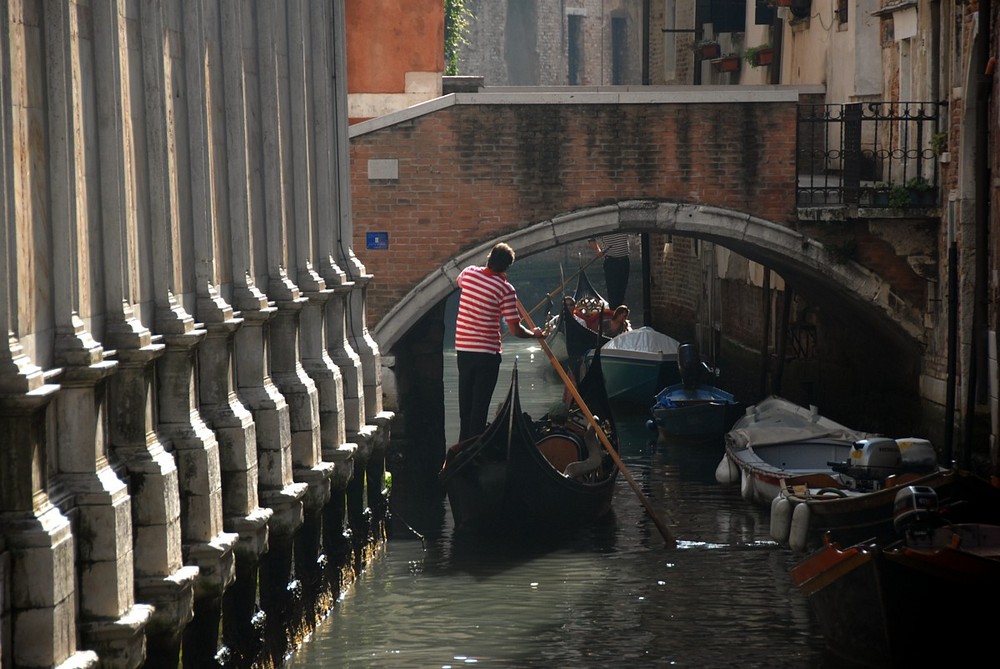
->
xmin=350 ymin=87 xmax=930 ymax=358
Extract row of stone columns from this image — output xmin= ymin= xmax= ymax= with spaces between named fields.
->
xmin=0 ymin=1 xmax=392 ymax=667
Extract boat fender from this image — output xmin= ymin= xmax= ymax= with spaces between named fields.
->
xmin=740 ymin=469 xmax=753 ymax=501
xmin=715 ymin=455 xmax=739 ymax=484
xmin=563 ymin=418 xmax=604 ymax=479
xmin=770 ymin=496 xmax=791 ymax=543
xmin=789 ymin=503 xmax=811 ymax=553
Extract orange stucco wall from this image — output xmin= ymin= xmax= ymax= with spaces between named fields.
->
xmin=346 ymin=0 xmax=445 ymax=93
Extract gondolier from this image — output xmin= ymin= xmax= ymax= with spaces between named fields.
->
xmin=588 ymin=233 xmax=631 ymax=308
xmin=455 ymin=242 xmax=544 ymax=441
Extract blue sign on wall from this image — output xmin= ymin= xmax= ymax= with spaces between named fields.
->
xmin=366 ymin=232 xmax=389 ymax=250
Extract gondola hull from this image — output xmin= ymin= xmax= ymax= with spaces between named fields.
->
xmin=440 ymin=354 xmax=619 ymax=537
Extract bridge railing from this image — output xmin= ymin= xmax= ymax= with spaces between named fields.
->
xmin=796 ymin=101 xmax=944 ymax=209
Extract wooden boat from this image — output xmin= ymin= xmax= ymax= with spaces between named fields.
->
xmin=715 ymin=396 xmax=875 ymax=506
xmin=439 ymin=351 xmax=619 ymax=537
xmin=651 ymin=383 xmax=743 ymax=439
xmin=649 ymin=342 xmax=743 ymax=439
xmin=591 ymin=327 xmax=682 ymax=406
xmin=561 ymin=269 xmax=612 ymax=363
xmin=770 ymin=437 xmax=955 ymax=552
xmin=790 ymin=483 xmax=1000 ymax=667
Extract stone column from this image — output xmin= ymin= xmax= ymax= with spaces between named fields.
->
xmin=0 ymin=344 xmax=94 ymax=669
xmin=344 ymin=259 xmax=395 ymax=538
xmin=183 ymin=0 xmax=275 ymax=660
xmin=43 ymin=1 xmax=152 ymax=665
xmin=0 ymin=7 xmax=94 ymax=666
xmin=92 ymin=2 xmax=198 ymax=662
xmin=221 ymin=4 xmax=307 ymax=661
xmin=307 ymin=0 xmax=361 ymax=579
xmin=256 ymin=4 xmax=336 ymax=646
xmin=139 ymin=2 xmax=239 ymax=659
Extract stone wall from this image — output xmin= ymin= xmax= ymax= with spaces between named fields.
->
xmin=0 ymin=1 xmax=391 ymax=667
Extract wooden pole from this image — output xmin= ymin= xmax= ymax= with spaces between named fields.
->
xmin=517 ymin=300 xmax=676 ymax=547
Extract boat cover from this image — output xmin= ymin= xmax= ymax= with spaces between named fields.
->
xmin=602 ymin=326 xmax=681 ymax=354
xmin=653 ymin=383 xmax=736 ymax=408
xmin=727 ymin=396 xmax=872 ymax=450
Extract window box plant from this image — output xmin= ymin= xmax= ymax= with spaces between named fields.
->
xmin=710 ymin=54 xmax=741 ymax=73
xmin=884 ymin=177 xmax=935 ymax=208
xmin=744 ymin=45 xmax=774 ymax=67
xmin=694 ymin=40 xmax=721 ymax=60
xmin=903 ymin=176 xmax=935 ymax=207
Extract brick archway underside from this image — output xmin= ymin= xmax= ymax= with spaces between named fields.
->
xmin=373 ymin=200 xmax=924 ymax=353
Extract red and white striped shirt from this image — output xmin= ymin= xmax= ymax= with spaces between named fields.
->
xmin=455 ymin=265 xmax=520 ymax=354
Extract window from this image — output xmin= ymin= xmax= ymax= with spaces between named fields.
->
xmin=568 ymin=14 xmax=583 ymax=85
xmin=612 ymin=17 xmax=628 ymax=85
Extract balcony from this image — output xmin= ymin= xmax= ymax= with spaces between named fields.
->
xmin=796 ymin=101 xmax=944 ymax=215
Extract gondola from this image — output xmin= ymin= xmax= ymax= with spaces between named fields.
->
xmin=562 ymin=269 xmax=613 ymax=364
xmin=439 ymin=350 xmax=619 ymax=537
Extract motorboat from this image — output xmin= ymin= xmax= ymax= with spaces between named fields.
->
xmin=715 ymin=396 xmax=875 ymax=505
xmin=790 ymin=484 xmax=1000 ymax=667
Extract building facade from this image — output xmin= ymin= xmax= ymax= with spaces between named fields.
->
xmin=0 ymin=1 xmax=392 ymax=667
xmin=447 ymin=0 xmax=998 ymax=472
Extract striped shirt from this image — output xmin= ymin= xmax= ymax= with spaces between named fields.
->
xmin=455 ymin=265 xmax=520 ymax=354
xmin=599 ymin=233 xmax=630 ymax=258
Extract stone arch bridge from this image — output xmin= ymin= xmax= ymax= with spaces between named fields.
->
xmin=349 ymin=87 xmax=941 ymax=456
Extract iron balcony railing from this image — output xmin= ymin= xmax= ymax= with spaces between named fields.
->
xmin=796 ymin=101 xmax=943 ymax=209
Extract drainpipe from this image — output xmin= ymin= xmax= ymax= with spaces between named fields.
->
xmin=962 ymin=7 xmax=993 ymax=471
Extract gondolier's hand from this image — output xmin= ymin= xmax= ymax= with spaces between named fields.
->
xmin=588 ymin=237 xmax=605 ymax=257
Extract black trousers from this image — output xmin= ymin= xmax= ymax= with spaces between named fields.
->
xmin=603 ymin=254 xmax=630 ymax=307
xmin=457 ymin=350 xmax=502 ymax=442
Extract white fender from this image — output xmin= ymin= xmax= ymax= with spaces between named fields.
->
xmin=770 ymin=496 xmax=791 ymax=543
xmin=789 ymin=502 xmax=811 ymax=553
xmin=715 ymin=455 xmax=739 ymax=484
xmin=740 ymin=469 xmax=753 ymax=501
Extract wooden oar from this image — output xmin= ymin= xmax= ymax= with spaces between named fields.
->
xmin=517 ymin=300 xmax=676 ymax=547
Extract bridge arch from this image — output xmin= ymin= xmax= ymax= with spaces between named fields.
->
xmin=373 ymin=200 xmax=924 ymax=354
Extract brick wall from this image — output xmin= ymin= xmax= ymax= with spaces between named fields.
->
xmin=351 ymin=99 xmax=799 ymax=325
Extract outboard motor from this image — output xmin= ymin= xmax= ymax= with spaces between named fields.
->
xmin=830 ymin=438 xmax=903 ymax=492
xmin=677 ymin=343 xmax=711 ymax=388
xmin=893 ymin=485 xmax=940 ymax=536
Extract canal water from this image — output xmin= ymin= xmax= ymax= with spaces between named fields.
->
xmin=285 ymin=337 xmax=854 ymax=669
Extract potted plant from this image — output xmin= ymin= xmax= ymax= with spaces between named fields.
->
xmin=744 ymin=44 xmax=774 ymax=67
xmin=711 ymin=54 xmax=741 ymax=73
xmin=694 ymin=39 xmax=721 ymax=60
xmin=930 ymin=131 xmax=948 ymax=157
xmin=867 ymin=183 xmax=891 ymax=207
xmin=904 ymin=176 xmax=935 ymax=207
xmin=885 ymin=177 xmax=935 ymax=208
xmin=888 ymin=184 xmax=911 ymax=208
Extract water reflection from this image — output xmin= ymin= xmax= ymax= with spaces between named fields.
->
xmin=286 ymin=341 xmax=846 ymax=668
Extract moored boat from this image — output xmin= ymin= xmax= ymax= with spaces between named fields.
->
xmin=770 ymin=437 xmax=953 ymax=552
xmin=789 ymin=484 xmax=1000 ymax=667
xmin=590 ymin=327 xmax=682 ymax=407
xmin=715 ymin=396 xmax=875 ymax=505
xmin=649 ymin=342 xmax=743 ymax=439
xmin=561 ymin=269 xmax=613 ymax=364
xmin=439 ymin=351 xmax=619 ymax=537
xmin=651 ymin=384 xmax=743 ymax=439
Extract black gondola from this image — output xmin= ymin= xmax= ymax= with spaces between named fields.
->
xmin=562 ymin=268 xmax=613 ymax=363
xmin=439 ymin=350 xmax=619 ymax=537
